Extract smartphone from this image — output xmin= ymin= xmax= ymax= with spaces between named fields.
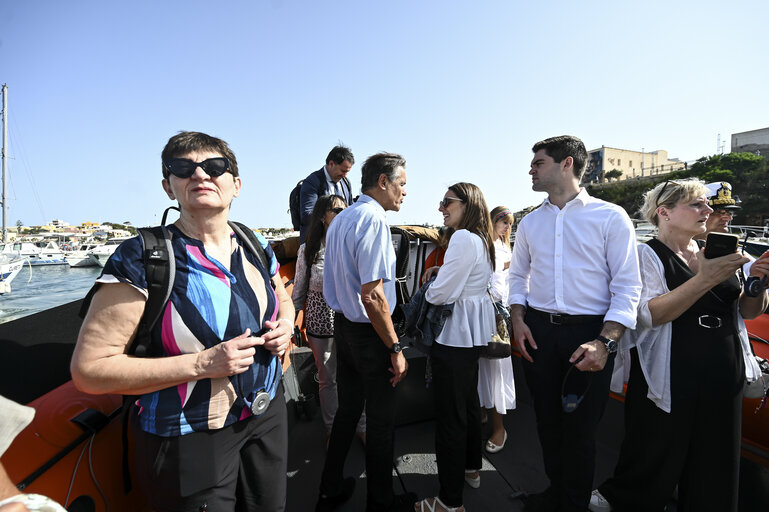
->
xmin=704 ymin=232 xmax=739 ymax=259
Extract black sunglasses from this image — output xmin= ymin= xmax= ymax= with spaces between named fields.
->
xmin=655 ymin=180 xmax=681 ymax=207
xmin=329 ymin=207 xmax=344 ymax=214
xmin=439 ymin=197 xmax=464 ymax=208
xmin=163 ymin=157 xmax=231 ymax=179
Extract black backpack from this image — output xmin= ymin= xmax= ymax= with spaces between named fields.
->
xmin=78 ymin=218 xmax=270 ymax=492
xmin=288 ymin=170 xmax=352 ymax=231
xmin=288 ymin=179 xmax=306 ymax=231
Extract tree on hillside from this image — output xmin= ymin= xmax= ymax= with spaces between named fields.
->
xmin=604 ymin=169 xmax=623 ymax=181
xmin=688 ymin=153 xmax=767 ymax=224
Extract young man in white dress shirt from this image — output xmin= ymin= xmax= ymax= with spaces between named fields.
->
xmin=315 ymin=152 xmax=415 ymax=512
xmin=508 ymin=135 xmax=642 ymax=512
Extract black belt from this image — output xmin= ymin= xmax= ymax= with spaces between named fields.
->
xmin=527 ymin=307 xmax=604 ymax=326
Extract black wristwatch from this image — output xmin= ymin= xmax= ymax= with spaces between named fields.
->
xmin=390 ymin=342 xmax=402 ymax=354
xmin=596 ymin=335 xmax=618 ymax=354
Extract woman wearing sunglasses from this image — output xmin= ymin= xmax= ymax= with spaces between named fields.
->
xmin=71 ymin=131 xmax=294 ymax=511
xmin=292 ymin=194 xmax=366 ymax=441
xmin=590 ymin=179 xmax=768 ymax=512
xmin=416 ymin=183 xmax=496 ymax=512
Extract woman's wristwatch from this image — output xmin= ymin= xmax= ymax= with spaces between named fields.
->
xmin=596 ymin=335 xmax=618 ymax=354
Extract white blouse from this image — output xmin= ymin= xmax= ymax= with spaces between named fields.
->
xmin=425 ymin=229 xmax=496 ymax=348
xmin=490 ymin=238 xmax=511 ymax=304
xmin=614 ymin=243 xmax=761 ymax=412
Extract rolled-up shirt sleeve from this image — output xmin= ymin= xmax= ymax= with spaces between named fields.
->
xmin=507 ymin=221 xmax=531 ymax=307
xmin=603 ymin=211 xmax=642 ymax=329
xmin=357 ymin=216 xmax=394 ymax=285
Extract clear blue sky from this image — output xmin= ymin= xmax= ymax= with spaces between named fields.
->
xmin=1 ymin=0 xmax=767 ymax=229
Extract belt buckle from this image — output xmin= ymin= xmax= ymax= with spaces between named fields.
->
xmin=697 ymin=315 xmax=722 ymax=329
xmin=549 ymin=313 xmax=564 ymax=325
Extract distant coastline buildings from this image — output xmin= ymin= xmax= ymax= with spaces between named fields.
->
xmin=581 ymin=146 xmax=686 ymax=185
xmin=7 ymin=220 xmax=132 ymax=242
xmin=731 ymin=127 xmax=769 ymax=157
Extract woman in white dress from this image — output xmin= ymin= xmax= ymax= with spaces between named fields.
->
xmin=416 ymin=183 xmax=497 ymax=512
xmin=478 ymin=206 xmax=517 ymax=453
xmin=292 ymin=195 xmax=365 ymax=440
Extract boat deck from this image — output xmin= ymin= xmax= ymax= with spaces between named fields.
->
xmin=284 ymin=353 xmax=641 ymax=511
xmin=284 ymin=351 xmax=769 ymax=511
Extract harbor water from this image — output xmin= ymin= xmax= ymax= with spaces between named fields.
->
xmin=0 ymin=264 xmax=100 ymax=323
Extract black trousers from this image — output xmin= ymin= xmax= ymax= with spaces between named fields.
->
xmin=599 ymin=346 xmax=742 ymax=512
xmin=431 ymin=342 xmax=483 ymax=508
xmin=131 ymin=382 xmax=288 ymax=512
xmin=522 ymin=310 xmax=612 ymax=512
xmin=319 ymin=314 xmax=398 ymax=512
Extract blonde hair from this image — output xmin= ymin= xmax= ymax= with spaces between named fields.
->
xmin=640 ymin=178 xmax=708 ymax=226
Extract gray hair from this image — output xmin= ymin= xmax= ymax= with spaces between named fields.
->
xmin=360 ymin=152 xmax=406 ymax=192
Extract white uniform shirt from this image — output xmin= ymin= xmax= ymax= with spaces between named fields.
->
xmin=508 ymin=188 xmax=641 ymax=329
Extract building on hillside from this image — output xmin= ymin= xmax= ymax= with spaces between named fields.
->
xmin=78 ymin=221 xmax=101 ymax=233
xmin=731 ymin=127 xmax=769 ymax=156
xmin=582 ymin=146 xmax=686 ymax=184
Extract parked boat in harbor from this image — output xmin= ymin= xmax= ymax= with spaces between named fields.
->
xmin=0 ymin=254 xmax=27 ymax=294
xmin=63 ymin=243 xmax=100 ymax=268
xmin=0 ymin=240 xmax=68 ymax=266
xmin=87 ymin=237 xmax=130 ymax=267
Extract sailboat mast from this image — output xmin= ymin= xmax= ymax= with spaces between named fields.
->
xmin=1 ymin=84 xmax=7 ymax=243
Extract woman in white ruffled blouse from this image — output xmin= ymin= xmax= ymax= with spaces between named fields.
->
xmin=416 ymin=183 xmax=496 ymax=512
xmin=293 ymin=194 xmax=365 ymax=439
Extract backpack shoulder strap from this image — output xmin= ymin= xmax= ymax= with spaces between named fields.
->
xmin=342 ymin=176 xmax=352 ymax=204
xmin=229 ymin=221 xmax=273 ymax=288
xmin=131 ymin=226 xmax=174 ymax=357
xmin=313 ymin=168 xmax=327 ymax=195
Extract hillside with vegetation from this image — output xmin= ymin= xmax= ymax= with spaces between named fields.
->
xmin=585 ymin=152 xmax=768 ymax=225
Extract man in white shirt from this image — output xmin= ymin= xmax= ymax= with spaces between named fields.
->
xmin=316 ymin=153 xmax=415 ymax=512
xmin=298 ymin=145 xmax=355 ymax=243
xmin=508 ymin=135 xmax=642 ymax=512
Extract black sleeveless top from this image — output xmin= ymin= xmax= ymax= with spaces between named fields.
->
xmin=646 ymin=238 xmax=743 ymax=397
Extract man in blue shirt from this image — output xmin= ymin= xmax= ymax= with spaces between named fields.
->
xmin=299 ymin=145 xmax=355 ymax=243
xmin=316 ymin=152 xmax=415 ymax=512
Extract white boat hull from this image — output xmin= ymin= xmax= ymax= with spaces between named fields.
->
xmin=64 ymin=253 xmax=99 ymax=267
xmin=0 ymin=257 xmax=27 ymax=294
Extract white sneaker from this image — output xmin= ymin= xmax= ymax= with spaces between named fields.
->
xmin=588 ymin=489 xmax=611 ymax=512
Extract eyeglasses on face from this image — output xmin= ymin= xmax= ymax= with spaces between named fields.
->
xmin=713 ymin=208 xmax=735 ymax=217
xmin=439 ymin=197 xmax=464 ymax=209
xmin=329 ymin=207 xmax=344 ymax=214
xmin=163 ymin=157 xmax=231 ymax=179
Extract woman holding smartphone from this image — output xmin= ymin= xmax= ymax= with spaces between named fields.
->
xmin=590 ymin=179 xmax=769 ymax=512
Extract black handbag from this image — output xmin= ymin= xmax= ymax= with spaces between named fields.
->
xmin=481 ymin=295 xmax=512 ymax=359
